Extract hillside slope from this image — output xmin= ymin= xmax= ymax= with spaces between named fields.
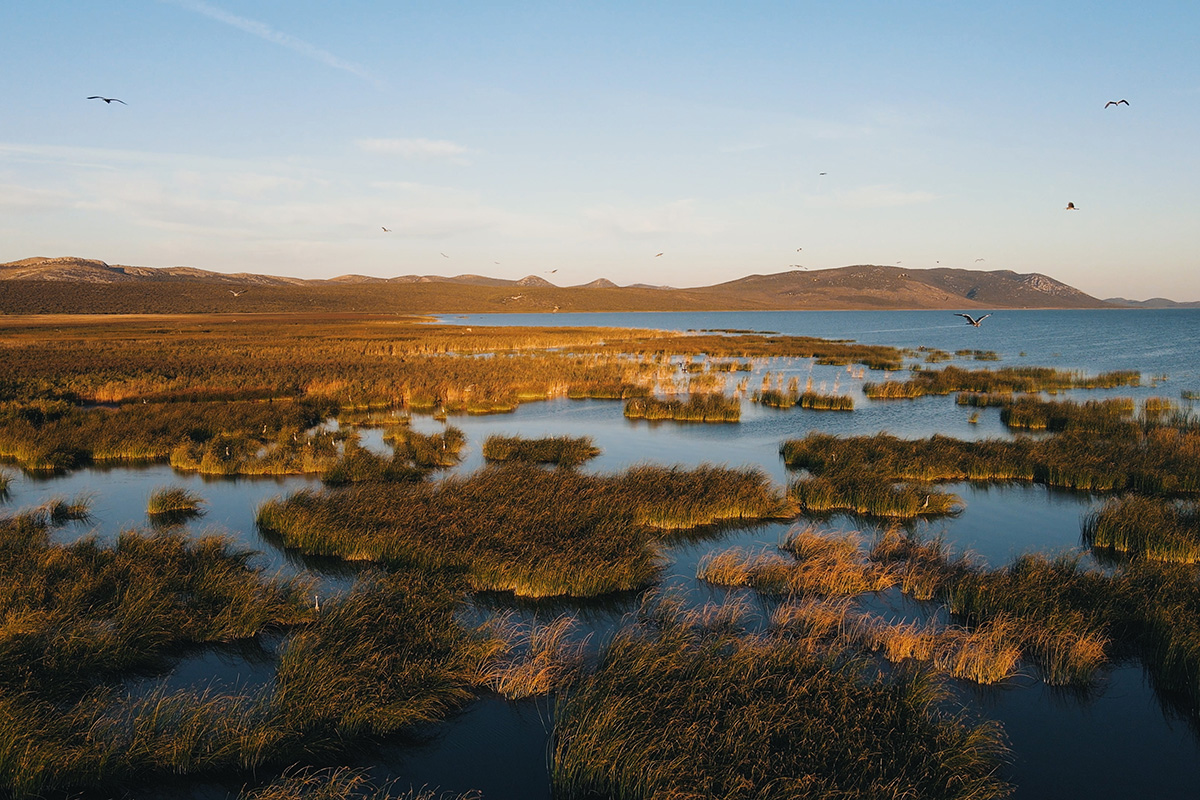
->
xmin=0 ymin=256 xmax=1113 ymax=314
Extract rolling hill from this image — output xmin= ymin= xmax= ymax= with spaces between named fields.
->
xmin=0 ymin=256 xmax=1114 ymax=315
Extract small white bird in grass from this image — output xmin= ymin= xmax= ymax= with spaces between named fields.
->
xmin=314 ymin=595 xmax=320 ymax=612
xmin=954 ymin=313 xmax=992 ymax=327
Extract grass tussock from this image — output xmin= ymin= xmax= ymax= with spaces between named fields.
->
xmin=699 ymin=528 xmax=895 ymax=597
xmin=624 ymin=393 xmax=741 ymax=422
xmin=552 ymin=595 xmax=1011 ymax=800
xmin=257 ymin=463 xmax=789 ymax=598
xmin=482 ymin=434 xmax=601 ymax=468
xmin=481 ymin=615 xmax=587 ymax=699
xmin=146 ymin=486 xmax=205 ymax=517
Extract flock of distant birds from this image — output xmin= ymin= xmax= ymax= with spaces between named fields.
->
xmin=89 ymin=94 xmax=1131 ymax=327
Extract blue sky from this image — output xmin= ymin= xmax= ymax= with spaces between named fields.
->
xmin=3 ymin=1 xmax=1198 ymax=299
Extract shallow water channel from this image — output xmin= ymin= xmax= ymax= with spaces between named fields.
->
xmin=5 ymin=344 xmax=1200 ymax=798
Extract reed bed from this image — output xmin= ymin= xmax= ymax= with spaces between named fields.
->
xmin=0 ymin=567 xmax=500 ymax=797
xmin=781 ymin=425 xmax=1200 ymax=496
xmin=482 ymin=434 xmax=601 ymax=468
xmin=1000 ymin=396 xmax=1136 ymax=433
xmin=754 ymin=388 xmax=854 ymax=411
xmin=0 ymin=523 xmax=306 ymax=700
xmin=383 ymin=425 xmax=466 ymax=468
xmin=623 ymin=393 xmax=741 ymax=422
xmin=551 ymin=596 xmax=1011 ymax=800
xmin=319 ymin=441 xmax=431 ymax=486
xmin=257 ymin=463 xmax=788 ymax=598
xmin=698 ymin=528 xmax=895 ymax=597
xmin=863 ymin=365 xmax=1140 ymax=399
xmin=1083 ymin=495 xmax=1200 ymax=563
xmin=0 ymin=398 xmax=334 ymax=472
xmin=789 ymin=475 xmax=962 ymax=518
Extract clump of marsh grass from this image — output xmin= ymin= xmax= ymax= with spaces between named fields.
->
xmin=238 ymin=767 xmax=483 ymax=800
xmin=482 ymin=615 xmax=587 ymax=699
xmin=0 ymin=470 xmax=11 ymax=501
xmin=864 ymin=364 xmax=1140 ymax=400
xmin=552 ymin=595 xmax=1011 ymax=800
xmin=624 ymin=393 xmax=741 ymax=422
xmin=39 ymin=493 xmax=94 ymax=526
xmin=384 ymin=425 xmax=466 ymax=468
xmin=257 ymin=463 xmax=788 ymax=598
xmin=789 ymin=474 xmax=961 ymax=519
xmin=482 ymin=434 xmax=601 ymax=468
xmin=146 ymin=486 xmax=205 ymax=517
xmin=1083 ymin=495 xmax=1200 ymax=563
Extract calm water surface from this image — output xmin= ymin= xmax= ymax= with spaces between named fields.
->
xmin=4 ymin=309 xmax=1199 ymax=798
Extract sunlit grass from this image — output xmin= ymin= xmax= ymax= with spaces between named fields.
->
xmin=552 ymin=595 xmax=1011 ymax=800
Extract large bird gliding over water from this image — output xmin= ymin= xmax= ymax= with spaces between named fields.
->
xmin=954 ymin=313 xmax=991 ymax=327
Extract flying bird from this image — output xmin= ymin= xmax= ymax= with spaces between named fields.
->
xmin=954 ymin=313 xmax=991 ymax=327
xmin=229 ymin=289 xmax=247 ymax=297
xmin=975 ymin=258 xmax=985 ymax=262
xmin=1065 ymin=202 xmax=1078 ymax=210
xmin=440 ymin=252 xmax=449 ymax=258
xmin=87 ymin=96 xmax=126 ymax=104
xmin=381 ymin=226 xmax=391 ymax=232
xmin=1104 ymin=99 xmax=1129 ymax=108
xmin=818 ymin=172 xmax=827 ymax=176
xmin=545 ymin=269 xmax=558 ymax=274
xmin=796 ymin=248 xmax=802 ymax=251
xmin=655 ymin=252 xmax=663 ymax=257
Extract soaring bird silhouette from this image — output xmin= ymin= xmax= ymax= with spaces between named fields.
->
xmin=545 ymin=269 xmax=558 ymax=274
xmin=654 ymin=253 xmax=663 ymax=257
xmin=381 ymin=226 xmax=391 ymax=232
xmin=440 ymin=252 xmax=449 ymax=258
xmin=1065 ymin=202 xmax=1078 ymax=210
xmin=954 ymin=313 xmax=991 ymax=326
xmin=229 ymin=289 xmax=247 ymax=297
xmin=1104 ymin=99 xmax=1129 ymax=108
xmin=87 ymin=96 xmax=126 ymax=104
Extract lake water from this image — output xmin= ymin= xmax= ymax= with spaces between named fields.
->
xmin=3 ymin=308 xmax=1199 ymax=798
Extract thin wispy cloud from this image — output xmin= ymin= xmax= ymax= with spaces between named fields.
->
xmin=160 ymin=0 xmax=377 ymax=84
xmin=357 ymin=138 xmax=476 ymax=163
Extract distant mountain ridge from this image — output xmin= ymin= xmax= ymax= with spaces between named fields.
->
xmin=1 ymin=255 xmax=1123 ymax=315
xmin=1104 ymin=296 xmax=1200 ymax=309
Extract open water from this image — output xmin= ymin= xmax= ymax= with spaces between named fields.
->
xmin=4 ymin=308 xmax=1200 ymax=799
